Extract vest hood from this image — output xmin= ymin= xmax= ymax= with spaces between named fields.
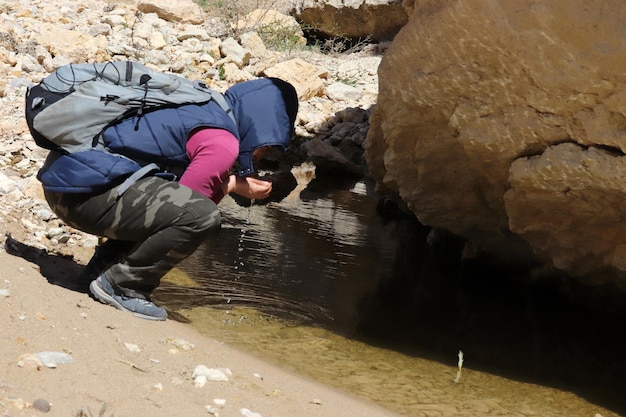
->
xmin=225 ymin=78 xmax=298 ymax=176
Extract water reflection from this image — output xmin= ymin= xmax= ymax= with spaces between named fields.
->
xmin=160 ymin=176 xmax=396 ymax=330
xmin=155 ymin=175 xmax=626 ymax=417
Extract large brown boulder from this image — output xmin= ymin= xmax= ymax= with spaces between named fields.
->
xmin=292 ymin=0 xmax=408 ymax=42
xmin=366 ymin=0 xmax=626 ymax=281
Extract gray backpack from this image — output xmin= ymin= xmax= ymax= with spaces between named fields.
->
xmin=25 ymin=61 xmax=235 ymax=153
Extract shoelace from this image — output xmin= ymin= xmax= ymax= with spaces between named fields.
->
xmin=120 ymin=295 xmax=153 ymax=306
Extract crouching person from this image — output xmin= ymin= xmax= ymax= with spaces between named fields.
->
xmin=38 ymin=77 xmax=299 ymax=321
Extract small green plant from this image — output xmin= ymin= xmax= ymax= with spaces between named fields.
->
xmin=311 ymin=35 xmax=372 ymax=56
xmin=217 ymin=65 xmax=226 ymax=80
xmin=336 ymin=77 xmax=358 ymax=88
xmin=208 ymin=49 xmax=221 ymax=61
xmin=257 ymin=21 xmax=306 ymax=52
xmin=193 ymin=0 xmax=245 ymax=30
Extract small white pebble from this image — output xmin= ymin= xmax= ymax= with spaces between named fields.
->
xmin=205 ymin=406 xmax=219 ymax=415
xmin=124 ymin=342 xmax=141 ymax=353
xmin=240 ymin=408 xmax=262 ymax=417
xmin=213 ymin=399 xmax=226 ymax=406
xmin=192 ymin=365 xmax=230 ymax=382
xmin=194 ymin=375 xmax=207 ymax=388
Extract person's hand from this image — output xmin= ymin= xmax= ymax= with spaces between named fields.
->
xmin=224 ymin=175 xmax=272 ymax=200
xmin=235 ymin=176 xmax=272 ymax=199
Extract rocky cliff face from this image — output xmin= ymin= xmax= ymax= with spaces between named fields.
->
xmin=366 ymin=0 xmax=626 ymax=282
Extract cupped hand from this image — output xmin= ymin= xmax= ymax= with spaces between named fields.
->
xmin=232 ymin=175 xmax=272 ymax=200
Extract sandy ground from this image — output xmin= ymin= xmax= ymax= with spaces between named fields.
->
xmin=0 ymin=244 xmax=400 ymax=417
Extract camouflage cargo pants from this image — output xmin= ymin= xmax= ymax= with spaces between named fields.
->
xmin=44 ymin=176 xmax=221 ymax=299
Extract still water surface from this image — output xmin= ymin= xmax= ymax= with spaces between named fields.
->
xmin=155 ymin=175 xmax=625 ymax=417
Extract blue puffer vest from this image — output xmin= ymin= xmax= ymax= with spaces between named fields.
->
xmin=37 ymin=77 xmax=298 ymax=193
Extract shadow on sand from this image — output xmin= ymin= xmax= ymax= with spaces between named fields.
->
xmin=4 ymin=233 xmax=191 ymax=323
xmin=4 ymin=233 xmax=87 ymax=292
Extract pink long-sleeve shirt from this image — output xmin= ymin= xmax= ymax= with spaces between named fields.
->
xmin=179 ymin=128 xmax=239 ymax=204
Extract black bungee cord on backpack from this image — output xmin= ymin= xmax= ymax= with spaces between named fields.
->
xmin=134 ymin=74 xmax=152 ymax=131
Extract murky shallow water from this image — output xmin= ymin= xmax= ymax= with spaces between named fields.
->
xmin=171 ymin=305 xmax=618 ymax=417
xmin=155 ymin=174 xmax=626 ymax=417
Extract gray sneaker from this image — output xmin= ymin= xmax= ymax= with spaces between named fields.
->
xmin=89 ymin=275 xmax=167 ymax=321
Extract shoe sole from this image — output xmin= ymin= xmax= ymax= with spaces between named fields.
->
xmin=89 ymin=279 xmax=166 ymax=321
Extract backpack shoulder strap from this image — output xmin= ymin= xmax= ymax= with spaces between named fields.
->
xmin=115 ymin=162 xmax=160 ymax=196
xmin=193 ymin=80 xmax=236 ymax=126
